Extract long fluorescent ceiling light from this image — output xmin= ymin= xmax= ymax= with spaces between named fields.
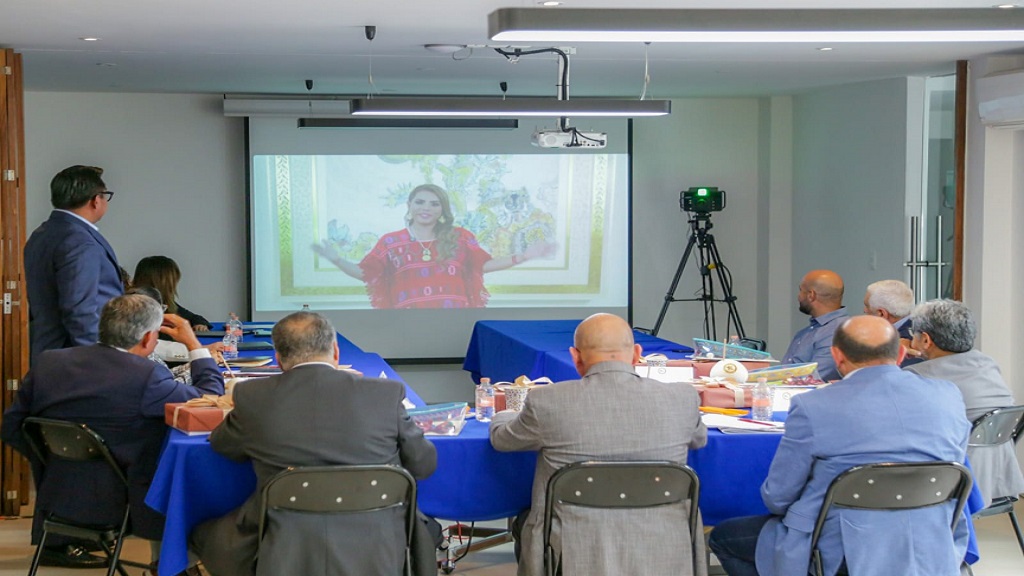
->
xmin=489 ymin=8 xmax=1024 ymax=43
xmin=349 ymin=97 xmax=671 ymax=117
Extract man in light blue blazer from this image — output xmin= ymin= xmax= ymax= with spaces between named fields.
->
xmin=709 ymin=315 xmax=970 ymax=576
xmin=25 ymin=165 xmax=123 ymax=365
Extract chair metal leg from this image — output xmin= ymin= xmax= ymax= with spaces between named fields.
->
xmin=106 ymin=508 xmax=132 ymax=576
xmin=27 ymin=530 xmax=49 ymax=576
xmin=1009 ymin=507 xmax=1024 ymax=557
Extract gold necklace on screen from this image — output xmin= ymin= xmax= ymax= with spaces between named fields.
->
xmin=407 ymin=228 xmax=434 ymax=262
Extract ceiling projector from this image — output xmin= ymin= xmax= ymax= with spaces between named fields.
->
xmin=531 ymin=129 xmax=607 ymax=149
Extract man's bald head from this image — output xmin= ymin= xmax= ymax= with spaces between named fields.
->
xmin=831 ymin=316 xmax=901 ymax=373
xmin=798 ymin=269 xmax=845 ymax=316
xmin=571 ymin=313 xmax=640 ymax=375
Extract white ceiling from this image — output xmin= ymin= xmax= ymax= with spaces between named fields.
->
xmin=3 ymin=0 xmax=1024 ymax=98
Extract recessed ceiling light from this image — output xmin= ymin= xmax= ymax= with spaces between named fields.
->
xmin=424 ymin=44 xmax=467 ymax=54
xmin=996 ymin=4 xmax=1018 ymax=9
xmin=818 ymin=47 xmax=833 ymax=51
xmin=540 ymin=1 xmax=563 ymax=6
xmin=79 ymin=37 xmax=101 ymax=42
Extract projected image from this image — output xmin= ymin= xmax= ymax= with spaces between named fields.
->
xmin=252 ymin=154 xmax=628 ymax=311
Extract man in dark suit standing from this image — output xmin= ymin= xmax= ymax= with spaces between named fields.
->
xmin=25 ymin=165 xmax=123 ymax=365
xmin=190 ymin=311 xmax=437 ymax=576
xmin=1 ymin=293 xmax=225 ymax=569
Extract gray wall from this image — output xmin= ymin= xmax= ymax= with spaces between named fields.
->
xmin=24 ymin=92 xmax=247 ymax=323
xmin=791 ymin=78 xmax=921 ymax=324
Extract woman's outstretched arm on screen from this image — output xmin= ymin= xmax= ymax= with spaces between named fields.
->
xmin=312 ymin=241 xmax=365 ymax=280
xmin=482 ymin=240 xmax=557 ymax=273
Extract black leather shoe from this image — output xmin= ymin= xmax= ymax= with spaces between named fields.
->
xmin=37 ymin=544 xmax=109 ymax=569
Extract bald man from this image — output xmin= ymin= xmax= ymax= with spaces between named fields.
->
xmin=491 ymin=313 xmax=707 ymax=576
xmin=709 ymin=316 xmax=970 ymax=576
xmin=781 ymin=269 xmax=849 ymax=381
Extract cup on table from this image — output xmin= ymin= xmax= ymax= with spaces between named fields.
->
xmin=505 ymin=386 xmax=531 ymax=412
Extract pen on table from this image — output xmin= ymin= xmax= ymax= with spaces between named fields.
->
xmin=737 ymin=417 xmax=778 ymax=426
xmin=217 ymin=351 xmax=237 ymax=378
xmin=700 ymin=406 xmax=749 ymax=416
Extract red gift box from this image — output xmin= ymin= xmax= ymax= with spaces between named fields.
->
xmin=164 ymin=402 xmax=231 ymax=435
xmin=697 ymin=383 xmax=753 ymax=408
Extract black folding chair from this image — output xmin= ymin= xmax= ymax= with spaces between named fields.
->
xmin=258 ymin=465 xmax=417 ymax=576
xmin=968 ymin=405 xmax=1024 ymax=557
xmin=21 ymin=417 xmax=154 ymax=576
xmin=543 ymin=461 xmax=700 ymax=576
xmin=809 ymin=461 xmax=973 ymax=576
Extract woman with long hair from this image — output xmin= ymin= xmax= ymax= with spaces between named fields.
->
xmin=132 ymin=255 xmax=212 ymax=330
xmin=314 ymin=184 xmax=552 ymax=309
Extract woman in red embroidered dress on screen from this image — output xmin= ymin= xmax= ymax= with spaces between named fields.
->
xmin=313 ymin=184 xmax=554 ymax=309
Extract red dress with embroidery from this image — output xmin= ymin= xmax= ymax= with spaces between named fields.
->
xmin=358 ymin=228 xmax=492 ymax=309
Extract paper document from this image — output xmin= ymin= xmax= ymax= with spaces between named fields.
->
xmin=702 ymin=414 xmax=785 ymax=433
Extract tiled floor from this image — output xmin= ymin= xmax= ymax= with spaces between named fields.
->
xmin=0 ymin=503 xmax=1020 ymax=575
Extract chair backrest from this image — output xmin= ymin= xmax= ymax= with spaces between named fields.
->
xmin=809 ymin=461 xmax=973 ymax=576
xmin=543 ymin=461 xmax=700 ymax=576
xmin=21 ymin=417 xmax=127 ymax=486
xmin=739 ymin=338 xmax=767 ymax=352
xmin=969 ymin=405 xmax=1024 ymax=447
xmin=257 ymin=464 xmax=417 ymax=553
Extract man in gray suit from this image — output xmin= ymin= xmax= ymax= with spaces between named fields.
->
xmin=491 ymin=313 xmax=708 ymax=576
xmin=906 ymin=299 xmax=1024 ymax=507
xmin=190 ymin=312 xmax=437 ymax=576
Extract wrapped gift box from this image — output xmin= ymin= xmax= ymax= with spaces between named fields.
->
xmin=697 ymin=383 xmax=753 ymax=408
xmin=165 ymin=403 xmax=231 ymax=435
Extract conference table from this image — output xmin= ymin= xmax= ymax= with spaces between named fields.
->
xmin=146 ymin=321 xmax=980 ymax=574
xmin=463 ymin=319 xmax=694 ymax=383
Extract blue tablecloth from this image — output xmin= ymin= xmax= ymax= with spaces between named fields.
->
xmin=463 ymin=319 xmax=694 ymax=383
xmin=146 ymin=422 xmax=981 ymax=575
xmin=201 ymin=327 xmax=425 ymax=406
xmin=146 ymin=418 xmax=534 ymax=576
xmin=417 ymin=419 xmax=536 ymax=521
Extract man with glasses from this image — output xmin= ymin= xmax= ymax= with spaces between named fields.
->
xmin=25 ymin=165 xmax=123 ymax=365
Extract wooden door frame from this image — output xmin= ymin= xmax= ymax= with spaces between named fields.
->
xmin=0 ymin=48 xmax=29 ymax=517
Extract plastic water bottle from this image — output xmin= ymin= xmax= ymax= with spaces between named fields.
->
xmin=751 ymin=377 xmax=773 ymax=421
xmin=228 ymin=313 xmax=244 ymax=342
xmin=221 ymin=330 xmax=238 ymax=359
xmin=475 ymin=377 xmax=495 ymax=422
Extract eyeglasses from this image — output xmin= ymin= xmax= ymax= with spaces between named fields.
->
xmin=97 ymin=190 xmax=114 ymax=202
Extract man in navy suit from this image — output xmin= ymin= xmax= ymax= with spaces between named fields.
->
xmin=25 ymin=165 xmax=123 ymax=365
xmin=709 ymin=315 xmax=970 ymax=576
xmin=1 ymin=294 xmax=225 ymax=569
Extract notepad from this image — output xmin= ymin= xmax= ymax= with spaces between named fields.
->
xmin=701 ymin=414 xmax=785 ymax=433
xmin=226 ymin=356 xmax=274 ymax=367
xmin=237 ymin=341 xmax=274 ymax=351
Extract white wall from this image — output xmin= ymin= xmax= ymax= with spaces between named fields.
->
xmin=24 ymin=92 xmax=247 ymax=323
xmin=790 ymin=78 xmax=921 ymax=335
xmin=631 ymin=99 xmax=764 ymax=348
xmin=964 ymin=55 xmax=1024 ymax=395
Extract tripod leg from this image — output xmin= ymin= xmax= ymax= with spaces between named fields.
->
xmin=696 ymin=235 xmax=717 ymax=340
xmin=651 ymin=233 xmax=699 ymax=336
xmin=705 ymin=236 xmax=746 ymax=339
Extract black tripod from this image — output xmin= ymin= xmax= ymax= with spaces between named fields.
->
xmin=648 ymin=213 xmax=746 ymax=339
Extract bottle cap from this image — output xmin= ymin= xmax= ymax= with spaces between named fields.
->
xmin=480 ymin=377 xmax=491 ymax=385
xmin=758 ymin=377 xmax=768 ymax=384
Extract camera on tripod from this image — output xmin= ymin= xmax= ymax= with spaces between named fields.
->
xmin=680 ymin=187 xmax=726 ymax=214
